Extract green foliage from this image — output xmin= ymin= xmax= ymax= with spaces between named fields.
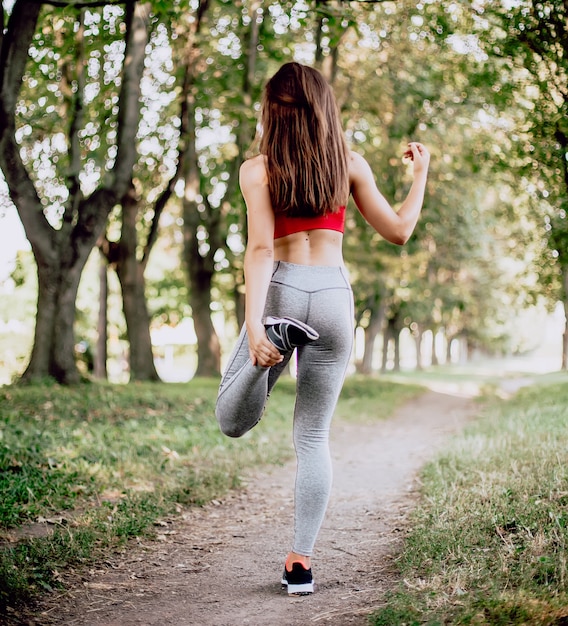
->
xmin=371 ymin=380 xmax=568 ymax=625
xmin=334 ymin=0 xmax=534 ymax=356
xmin=0 ymin=379 xmax=287 ymax=526
xmin=334 ymin=374 xmax=422 ymax=423
xmin=470 ymin=1 xmax=568 ymax=292
xmin=5 ymin=0 xmax=567 ymax=382
xmin=0 ymin=442 xmax=90 ymax=527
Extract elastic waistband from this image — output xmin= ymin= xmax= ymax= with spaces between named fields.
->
xmin=271 ymin=260 xmax=351 ymax=292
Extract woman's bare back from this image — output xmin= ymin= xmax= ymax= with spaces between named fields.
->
xmin=274 ymin=229 xmax=344 ymax=267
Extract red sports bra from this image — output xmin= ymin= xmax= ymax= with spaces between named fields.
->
xmin=273 ymin=206 xmax=346 ymax=239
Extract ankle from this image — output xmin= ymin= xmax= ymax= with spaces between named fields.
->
xmin=286 ymin=552 xmax=311 ymax=570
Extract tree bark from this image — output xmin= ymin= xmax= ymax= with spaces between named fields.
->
xmin=359 ymin=298 xmax=386 ymax=375
xmin=413 ymin=325 xmax=424 ymax=371
xmin=113 ymin=186 xmax=160 ymax=381
xmin=430 ymin=328 xmax=439 ymax=366
xmin=94 ymin=249 xmax=108 ymax=380
xmin=562 ymin=267 xmax=568 ymax=370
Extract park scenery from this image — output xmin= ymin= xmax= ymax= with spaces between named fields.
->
xmin=1 ymin=1 xmax=568 ymax=625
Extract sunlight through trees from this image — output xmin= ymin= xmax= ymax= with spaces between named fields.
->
xmin=1 ymin=0 xmax=566 ymax=383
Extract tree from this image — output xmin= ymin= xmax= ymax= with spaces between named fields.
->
xmin=448 ymin=0 xmax=568 ymax=368
xmin=499 ymin=0 xmax=568 ymax=368
xmin=339 ymin=0 xmax=546 ymax=371
xmin=101 ymin=183 xmax=161 ymax=381
xmin=333 ymin=0 xmax=440 ymax=371
xmin=94 ymin=4 xmax=204 ymax=382
xmin=0 ymin=0 xmax=149 ymax=383
xmin=177 ymin=0 xmax=312 ymax=376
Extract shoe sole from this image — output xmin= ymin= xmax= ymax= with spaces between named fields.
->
xmin=265 ymin=316 xmax=319 ymax=353
xmin=281 ymin=577 xmax=315 ymax=596
xmin=265 ymin=316 xmax=319 ymax=341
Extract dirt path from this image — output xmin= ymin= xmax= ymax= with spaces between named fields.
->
xmin=34 ymin=389 xmax=478 ymax=626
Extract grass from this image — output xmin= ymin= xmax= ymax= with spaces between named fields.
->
xmin=0 ymin=374 xmax=420 ymax=616
xmin=332 ymin=374 xmax=423 ymax=423
xmin=371 ymin=379 xmax=568 ymax=626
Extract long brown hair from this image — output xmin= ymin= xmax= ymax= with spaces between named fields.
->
xmin=259 ymin=62 xmax=349 ymax=216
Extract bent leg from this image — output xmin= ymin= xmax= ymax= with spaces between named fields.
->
xmin=215 ymin=324 xmax=292 ymax=438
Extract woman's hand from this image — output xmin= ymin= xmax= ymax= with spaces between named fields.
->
xmin=247 ymin=321 xmax=284 ymax=367
xmin=402 ymin=142 xmax=430 ymax=176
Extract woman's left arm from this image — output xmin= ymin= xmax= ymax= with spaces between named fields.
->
xmin=350 ymin=144 xmax=430 ymax=245
xmin=240 ymin=158 xmax=283 ymax=367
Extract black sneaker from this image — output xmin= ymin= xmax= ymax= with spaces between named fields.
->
xmin=281 ymin=562 xmax=314 ymax=596
xmin=265 ymin=316 xmax=319 ymax=353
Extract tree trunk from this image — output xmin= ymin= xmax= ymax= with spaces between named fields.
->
xmin=359 ymin=299 xmax=386 ymax=375
xmin=113 ymin=188 xmax=160 ymax=381
xmin=562 ymin=266 xmax=568 ymax=370
xmin=380 ymin=327 xmax=389 ymax=374
xmin=94 ymin=249 xmax=108 ymax=380
xmin=445 ymin=333 xmax=454 ymax=365
xmin=24 ymin=253 xmax=86 ymax=383
xmin=430 ymin=328 xmax=439 ymax=366
xmin=381 ymin=316 xmax=399 ymax=374
xmin=393 ymin=329 xmax=401 ymax=372
xmin=116 ymin=262 xmax=160 ymax=381
xmin=381 ymin=313 xmax=403 ymax=372
xmin=181 ymin=130 xmax=222 ymax=377
xmin=188 ymin=260 xmax=221 ymax=377
xmin=414 ymin=326 xmax=424 ymax=371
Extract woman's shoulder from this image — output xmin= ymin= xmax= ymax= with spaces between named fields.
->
xmin=348 ymin=150 xmax=370 ymax=170
xmin=348 ymin=150 xmax=372 ymax=182
xmin=240 ymin=154 xmax=268 ymax=186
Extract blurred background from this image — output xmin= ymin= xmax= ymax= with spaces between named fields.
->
xmin=1 ymin=0 xmax=566 ymax=385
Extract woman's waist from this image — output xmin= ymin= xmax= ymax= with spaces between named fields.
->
xmin=270 ymin=260 xmax=351 ymax=292
xmin=273 ymin=229 xmax=344 ymax=267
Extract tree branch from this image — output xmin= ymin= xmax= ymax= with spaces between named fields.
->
xmin=112 ymin=1 xmax=150 ymax=191
xmin=143 ymin=0 xmax=210 ymax=266
xmin=141 ymin=171 xmax=178 ymax=266
xmin=0 ymin=0 xmax=55 ymax=264
xmin=0 ymin=1 xmax=41 ymax=118
xmin=26 ymin=0 xmax=127 ymax=7
xmin=61 ymin=9 xmax=86 ymax=238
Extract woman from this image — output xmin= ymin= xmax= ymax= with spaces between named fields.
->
xmin=215 ymin=62 xmax=429 ymax=596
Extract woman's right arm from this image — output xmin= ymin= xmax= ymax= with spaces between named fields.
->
xmin=349 ymin=142 xmax=430 ymax=245
xmin=240 ymin=157 xmax=283 ymax=368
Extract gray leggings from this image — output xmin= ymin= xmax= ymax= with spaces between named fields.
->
xmin=216 ymin=261 xmax=354 ymax=555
